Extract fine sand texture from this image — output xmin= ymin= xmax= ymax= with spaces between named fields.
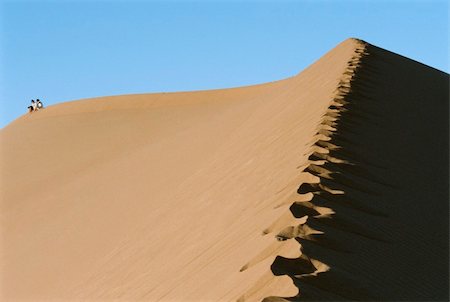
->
xmin=1 ymin=38 xmax=448 ymax=301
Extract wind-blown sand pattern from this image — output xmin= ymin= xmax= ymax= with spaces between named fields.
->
xmin=1 ymin=39 xmax=448 ymax=301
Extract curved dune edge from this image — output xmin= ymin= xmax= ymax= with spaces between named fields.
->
xmin=240 ymin=37 xmax=449 ymax=301
xmin=237 ymin=39 xmax=370 ymax=301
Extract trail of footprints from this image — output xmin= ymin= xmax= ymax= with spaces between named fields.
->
xmin=238 ymin=40 xmax=371 ymax=301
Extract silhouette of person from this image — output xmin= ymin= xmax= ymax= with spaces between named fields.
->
xmin=28 ymin=100 xmax=36 ymax=112
xmin=36 ymin=99 xmax=43 ymax=109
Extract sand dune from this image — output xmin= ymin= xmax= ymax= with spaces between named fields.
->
xmin=1 ymin=38 xmax=448 ymax=301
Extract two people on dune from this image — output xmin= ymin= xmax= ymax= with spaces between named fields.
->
xmin=28 ymin=99 xmax=44 ymax=112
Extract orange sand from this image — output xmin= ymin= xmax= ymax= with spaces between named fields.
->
xmin=1 ymin=38 xmax=448 ymax=301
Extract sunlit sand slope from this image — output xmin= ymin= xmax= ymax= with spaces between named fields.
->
xmin=1 ymin=38 xmax=448 ymax=301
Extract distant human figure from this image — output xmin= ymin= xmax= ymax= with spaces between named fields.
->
xmin=36 ymin=99 xmax=44 ymax=109
xmin=28 ymin=100 xmax=36 ymax=112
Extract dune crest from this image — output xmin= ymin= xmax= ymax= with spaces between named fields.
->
xmin=1 ymin=38 xmax=448 ymax=301
xmin=237 ymin=39 xmax=370 ymax=301
xmin=253 ymin=39 xmax=449 ymax=300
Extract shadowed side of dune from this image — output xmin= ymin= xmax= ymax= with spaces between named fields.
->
xmin=266 ymin=41 xmax=449 ymax=301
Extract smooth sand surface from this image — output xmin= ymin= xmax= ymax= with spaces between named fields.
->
xmin=1 ymin=38 xmax=448 ymax=301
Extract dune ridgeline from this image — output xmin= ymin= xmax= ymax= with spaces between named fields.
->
xmin=1 ymin=38 xmax=448 ymax=301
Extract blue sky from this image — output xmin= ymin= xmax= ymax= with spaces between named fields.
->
xmin=1 ymin=0 xmax=448 ymax=128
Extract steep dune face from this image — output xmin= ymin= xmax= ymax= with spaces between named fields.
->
xmin=266 ymin=41 xmax=449 ymax=301
xmin=1 ymin=39 xmax=448 ymax=301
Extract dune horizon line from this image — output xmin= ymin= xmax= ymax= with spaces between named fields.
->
xmin=5 ymin=37 xmax=447 ymax=129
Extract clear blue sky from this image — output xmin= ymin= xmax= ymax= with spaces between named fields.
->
xmin=1 ymin=0 xmax=448 ymax=128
